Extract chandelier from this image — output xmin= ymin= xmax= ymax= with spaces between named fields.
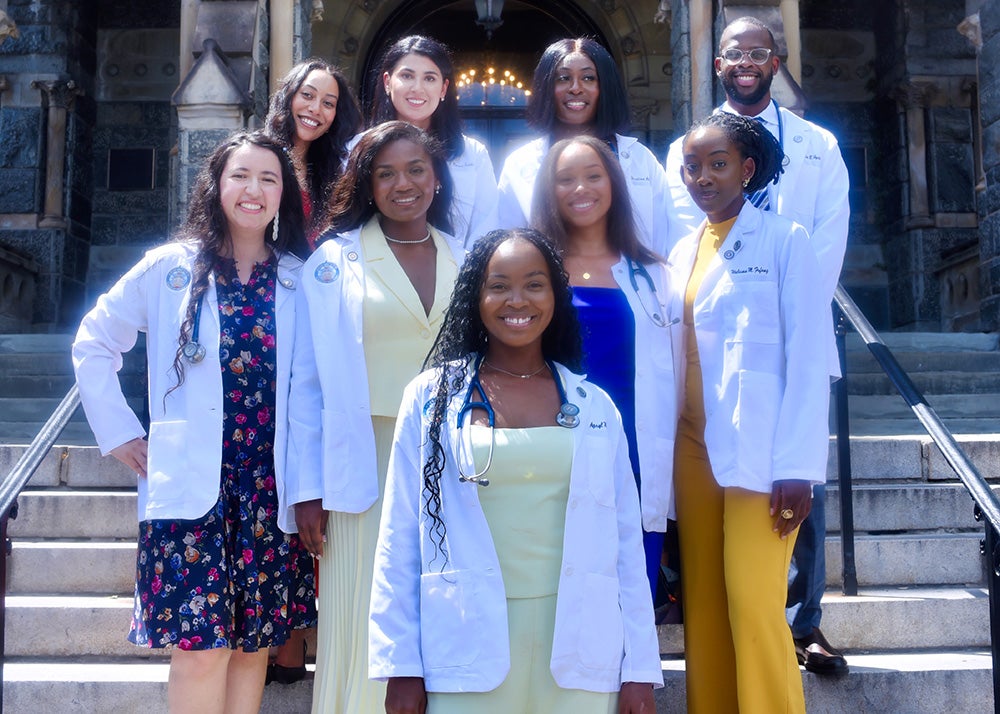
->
xmin=455 ymin=66 xmax=531 ymax=106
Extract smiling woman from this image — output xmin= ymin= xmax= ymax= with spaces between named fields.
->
xmin=72 ymin=131 xmax=311 ymax=714
xmin=497 ymin=38 xmax=672 ymax=255
xmin=369 ymin=228 xmax=663 ymax=714
xmin=285 ymin=121 xmax=467 ymax=714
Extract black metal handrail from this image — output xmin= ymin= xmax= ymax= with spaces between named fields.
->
xmin=832 ymin=285 xmax=1000 ymax=712
xmin=0 ymin=382 xmax=81 ymax=714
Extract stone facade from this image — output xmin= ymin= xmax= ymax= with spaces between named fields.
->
xmin=0 ymin=0 xmax=995 ymax=333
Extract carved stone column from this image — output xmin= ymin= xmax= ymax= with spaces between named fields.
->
xmin=891 ymin=80 xmax=937 ymax=229
xmin=31 ymin=79 xmax=83 ymax=229
xmin=269 ymin=0 xmax=294 ymax=95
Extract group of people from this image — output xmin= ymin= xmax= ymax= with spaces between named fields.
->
xmin=72 ymin=15 xmax=849 ymax=714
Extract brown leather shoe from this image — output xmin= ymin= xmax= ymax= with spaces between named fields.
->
xmin=793 ymin=627 xmax=849 ymax=675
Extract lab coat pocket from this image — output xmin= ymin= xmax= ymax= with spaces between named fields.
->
xmin=420 ymin=569 xmax=483 ymax=669
xmin=736 ymin=371 xmax=780 ymax=483
xmin=583 ymin=436 xmax=616 ymax=508
xmin=146 ymin=419 xmax=189 ymax=512
xmin=726 ymin=282 xmax=780 ymax=344
xmin=576 ymin=572 xmax=625 ymax=670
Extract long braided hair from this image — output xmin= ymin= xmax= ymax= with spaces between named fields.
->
xmin=419 ymin=228 xmax=583 ymax=563
xmin=167 ymin=130 xmax=308 ymax=395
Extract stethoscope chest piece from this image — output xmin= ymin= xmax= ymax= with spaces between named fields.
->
xmin=556 ymin=402 xmax=580 ymax=429
xmin=182 ymin=340 xmax=206 ymax=364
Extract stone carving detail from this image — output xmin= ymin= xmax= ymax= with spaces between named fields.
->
xmin=890 ymin=81 xmax=937 ymax=109
xmin=311 ymin=1 xmax=325 ymax=23
xmin=0 ymin=10 xmax=19 ymax=47
xmin=31 ymin=79 xmax=83 ymax=110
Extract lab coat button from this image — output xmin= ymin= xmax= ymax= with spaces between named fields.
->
xmin=569 ymin=498 xmax=579 ymax=509
xmin=564 ymin=566 xmax=574 ymax=576
xmin=420 ymin=329 xmax=431 ymax=339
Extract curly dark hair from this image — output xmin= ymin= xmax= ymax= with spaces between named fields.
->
xmin=169 ymin=130 xmax=307 ymax=394
xmin=420 ymin=228 xmax=583 ymax=563
xmin=369 ymin=35 xmax=465 ymax=161
xmin=685 ymin=112 xmax=785 ymax=192
xmin=531 ymin=135 xmax=661 ymax=265
xmin=526 ymin=37 xmax=632 ymax=141
xmin=324 ymin=120 xmax=455 ymax=237
xmin=264 ymin=59 xmax=362 ymax=234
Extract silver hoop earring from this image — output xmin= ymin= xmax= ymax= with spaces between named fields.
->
xmin=271 ymin=211 xmax=280 ymax=243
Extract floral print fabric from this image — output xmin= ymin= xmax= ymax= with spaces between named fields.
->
xmin=129 ymin=257 xmax=316 ymax=651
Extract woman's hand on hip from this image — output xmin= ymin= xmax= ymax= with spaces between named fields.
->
xmin=110 ymin=437 xmax=148 ymax=478
xmin=294 ymin=499 xmax=329 ymax=557
xmin=619 ymin=682 xmax=655 ymax=713
xmin=385 ymin=676 xmax=427 ymax=714
xmin=770 ymin=479 xmax=813 ymax=537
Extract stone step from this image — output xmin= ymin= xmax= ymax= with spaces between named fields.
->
xmin=847 ymin=393 xmax=1000 ymax=420
xmin=0 ymin=334 xmax=75 ymax=354
xmin=825 ymin=482 xmax=990 ymax=533
xmin=0 ymin=446 xmax=137 ymax=488
xmin=3 ymin=660 xmax=314 ymax=714
xmin=844 ymin=331 xmax=999 ymax=353
xmin=658 ymin=650 xmax=994 ymax=713
xmin=9 ymin=490 xmax=138 ymax=539
xmin=825 ymin=533 xmax=984 ymax=587
xmin=845 ymin=349 xmax=1000 ymax=374
xmin=0 ymin=397 xmax=143 ymax=423
xmin=656 ymin=585 xmax=988 ymax=656
xmin=8 ymin=542 xmax=135 ymax=595
xmin=0 ymin=421 xmax=98 ymax=447
xmin=3 ymin=651 xmax=992 ymax=714
xmin=845 ymin=370 xmax=1000 ymax=396
xmin=6 ymin=530 xmax=984 ymax=599
xmin=4 ymin=595 xmax=319 ymax=659
xmin=845 ymin=416 xmax=1000 ymax=437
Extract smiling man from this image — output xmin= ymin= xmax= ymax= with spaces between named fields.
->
xmin=664 ymin=16 xmax=851 ymax=678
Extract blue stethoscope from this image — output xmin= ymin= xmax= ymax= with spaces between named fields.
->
xmin=627 ymin=259 xmax=678 ymax=328
xmin=180 ymin=267 xmax=294 ymax=364
xmin=181 ymin=293 xmax=207 ymax=363
xmin=456 ymin=355 xmax=580 ymax=486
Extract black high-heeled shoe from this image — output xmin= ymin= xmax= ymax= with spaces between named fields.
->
xmin=265 ymin=641 xmax=307 ymax=685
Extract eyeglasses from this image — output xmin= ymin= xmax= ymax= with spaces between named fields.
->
xmin=718 ymin=47 xmax=773 ymax=65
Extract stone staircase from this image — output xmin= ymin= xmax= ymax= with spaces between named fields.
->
xmin=1 ymin=332 xmax=998 ymax=712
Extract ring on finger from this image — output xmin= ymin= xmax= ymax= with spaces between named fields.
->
xmin=780 ymin=508 xmax=794 ymax=520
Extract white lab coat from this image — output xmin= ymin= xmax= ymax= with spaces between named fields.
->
xmin=607 ymin=256 xmax=683 ymax=531
xmin=346 ymin=132 xmax=499 ymax=250
xmin=497 ymin=134 xmax=673 ymax=256
xmin=667 ymin=203 xmax=830 ymax=493
xmin=665 ymin=103 xmax=849 ymax=381
xmin=368 ymin=360 xmax=663 ymax=693
xmin=72 ymin=242 xmax=302 ymax=523
xmin=282 ymin=223 xmax=465 ymax=533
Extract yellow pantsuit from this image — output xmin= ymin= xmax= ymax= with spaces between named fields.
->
xmin=675 ymin=218 xmax=806 ymax=714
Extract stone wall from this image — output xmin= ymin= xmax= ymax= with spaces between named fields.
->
xmin=977 ymin=1 xmax=1000 ymax=330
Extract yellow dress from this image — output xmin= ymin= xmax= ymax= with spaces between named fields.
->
xmin=311 ymin=216 xmax=458 ymax=714
xmin=673 ymin=217 xmax=806 ymax=714
xmin=426 ymin=425 xmax=616 ymax=714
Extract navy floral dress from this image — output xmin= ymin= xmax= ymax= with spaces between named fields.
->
xmin=130 ymin=257 xmax=317 ymax=651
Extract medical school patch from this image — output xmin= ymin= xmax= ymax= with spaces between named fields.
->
xmin=165 ymin=266 xmax=191 ymax=290
xmin=314 ymin=261 xmax=340 ymax=283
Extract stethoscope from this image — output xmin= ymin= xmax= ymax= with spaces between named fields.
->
xmin=181 ymin=293 xmax=207 ymax=364
xmin=180 ymin=266 xmax=295 ymax=364
xmin=456 ymin=355 xmax=580 ymax=487
xmin=627 ymin=259 xmax=678 ymax=328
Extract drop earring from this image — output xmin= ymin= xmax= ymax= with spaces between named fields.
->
xmin=742 ymin=178 xmax=749 ymax=188
xmin=271 ymin=211 xmax=280 ymax=242
xmin=435 ymin=184 xmax=441 ymax=195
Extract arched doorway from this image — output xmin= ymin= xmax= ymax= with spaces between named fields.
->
xmin=359 ymin=1 xmax=613 ymax=171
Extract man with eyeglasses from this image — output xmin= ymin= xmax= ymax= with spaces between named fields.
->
xmin=664 ymin=15 xmax=851 ymax=679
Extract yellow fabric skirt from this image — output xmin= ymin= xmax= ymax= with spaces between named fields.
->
xmin=310 ymin=416 xmax=392 ymax=714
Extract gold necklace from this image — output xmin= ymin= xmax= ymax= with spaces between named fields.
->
xmin=483 ymin=360 xmax=548 ymax=379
